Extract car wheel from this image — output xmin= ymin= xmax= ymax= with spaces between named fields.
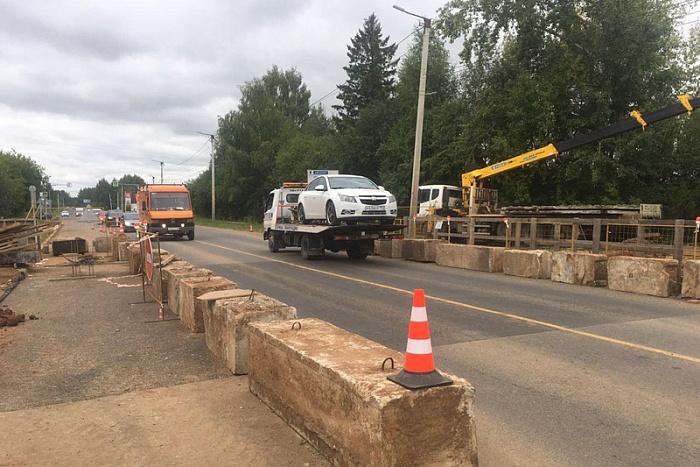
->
xmin=326 ymin=201 xmax=339 ymax=226
xmin=298 ymin=204 xmax=307 ymax=224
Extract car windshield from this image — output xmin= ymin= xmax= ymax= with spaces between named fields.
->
xmin=328 ymin=176 xmax=377 ymax=190
xmin=150 ymin=192 xmax=191 ymax=211
xmin=124 ymin=212 xmax=139 ymax=219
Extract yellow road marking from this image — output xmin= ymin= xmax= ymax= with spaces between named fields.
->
xmin=196 ymin=239 xmax=700 ymax=364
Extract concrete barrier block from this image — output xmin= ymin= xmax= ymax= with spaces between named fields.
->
xmin=166 ymin=267 xmax=212 ymax=315
xmin=391 ymin=239 xmax=404 ymax=258
xmin=179 ymin=276 xmax=237 ymax=332
xmin=436 ymin=244 xmax=504 ymax=272
xmin=374 ymin=239 xmax=393 ymax=257
xmin=126 ymin=243 xmax=142 ymax=274
xmin=503 ymin=249 xmax=552 ymax=279
xmin=117 ymin=242 xmax=129 ymax=261
xmin=402 ymin=239 xmax=441 ymax=262
xmin=610 ymin=256 xmax=679 ymax=297
xmin=551 ymin=251 xmax=608 ymax=286
xmin=92 ymin=237 xmax=111 ymax=253
xmin=682 ymin=260 xmax=700 ymax=298
xmin=203 ymin=292 xmax=296 ymax=375
xmin=153 ymin=260 xmax=191 ymax=303
xmin=249 ymin=318 xmax=478 ymax=466
xmin=608 ymin=256 xmax=679 ymax=297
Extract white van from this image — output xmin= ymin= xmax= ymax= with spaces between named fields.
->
xmin=418 ymin=185 xmax=463 ymax=217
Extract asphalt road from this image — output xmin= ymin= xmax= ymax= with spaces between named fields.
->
xmin=164 ymin=225 xmax=700 ymax=467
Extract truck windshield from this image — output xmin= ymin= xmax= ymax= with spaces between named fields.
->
xmin=150 ymin=193 xmax=191 ymax=211
xmin=328 ymin=177 xmax=377 ymax=190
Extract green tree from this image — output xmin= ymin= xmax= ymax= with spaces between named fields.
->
xmin=0 ymin=150 xmax=49 ymax=217
xmin=334 ymin=13 xmax=398 ymax=124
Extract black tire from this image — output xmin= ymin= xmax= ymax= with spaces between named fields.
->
xmin=268 ymin=235 xmax=279 ymax=253
xmin=346 ymin=244 xmax=369 ymax=260
xmin=298 ymin=204 xmax=307 ymax=224
xmin=380 ymin=218 xmax=394 ymax=225
xmin=326 ymin=201 xmax=339 ymax=226
xmin=300 ymin=234 xmax=310 ymax=259
xmin=187 ymin=230 xmax=195 ymax=241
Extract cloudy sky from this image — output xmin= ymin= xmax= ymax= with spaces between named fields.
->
xmin=0 ymin=0 xmax=456 ymax=195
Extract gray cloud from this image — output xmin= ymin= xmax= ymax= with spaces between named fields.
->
xmin=0 ymin=0 xmax=451 ymax=195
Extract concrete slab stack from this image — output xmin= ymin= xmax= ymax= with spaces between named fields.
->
xmin=435 ymin=244 xmax=504 ymax=272
xmin=607 ymin=256 xmax=679 ymax=297
xmin=166 ymin=268 xmax=212 ymax=315
xmin=550 ymin=251 xmax=608 ymax=286
xmin=202 ymin=291 xmax=296 ymax=374
xmin=178 ymin=276 xmax=237 ymax=332
xmin=402 ymin=239 xmax=441 ymax=262
xmin=503 ymin=249 xmax=553 ymax=279
xmin=682 ymin=259 xmax=700 ymax=298
xmin=248 ymin=318 xmax=478 ymax=466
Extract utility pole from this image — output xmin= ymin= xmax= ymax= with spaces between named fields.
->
xmin=393 ymin=5 xmax=431 ymax=238
xmin=152 ymin=160 xmax=164 ymax=184
xmin=198 ymin=132 xmax=216 ymax=220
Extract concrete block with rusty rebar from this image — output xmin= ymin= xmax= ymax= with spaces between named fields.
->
xmin=179 ymin=276 xmax=237 ymax=332
xmin=248 ymin=318 xmax=478 ymax=466
xmin=203 ymin=292 xmax=296 ymax=375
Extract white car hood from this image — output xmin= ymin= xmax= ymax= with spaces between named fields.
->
xmin=335 ymin=189 xmax=391 ymax=198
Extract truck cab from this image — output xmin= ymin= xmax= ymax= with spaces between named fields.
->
xmin=418 ymin=185 xmax=463 ymax=217
xmin=263 ymin=182 xmax=307 ymax=232
xmin=136 ymin=184 xmax=195 ymax=240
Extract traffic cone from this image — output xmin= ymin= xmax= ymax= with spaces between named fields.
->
xmin=249 ymin=224 xmax=253 ymax=232
xmin=119 ymin=223 xmax=124 ymax=234
xmin=388 ymin=289 xmax=452 ymax=390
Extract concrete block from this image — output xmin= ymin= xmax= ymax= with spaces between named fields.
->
xmin=152 ymin=260 xmax=190 ymax=303
xmin=551 ymin=251 xmax=608 ymax=286
xmin=503 ymin=249 xmax=552 ymax=279
xmin=203 ymin=292 xmax=296 ymax=374
xmin=249 ymin=318 xmax=478 ymax=466
xmin=92 ymin=236 xmax=111 ymax=253
xmin=179 ymin=276 xmax=237 ymax=332
xmin=682 ymin=260 xmax=700 ymax=298
xmin=166 ymin=267 xmax=212 ymax=315
xmin=607 ymin=256 xmax=679 ymax=297
xmin=117 ymin=242 xmax=129 ymax=262
xmin=391 ymin=239 xmax=404 ymax=258
xmin=402 ymin=239 xmax=441 ymax=262
xmin=436 ymin=244 xmax=504 ymax=272
xmin=126 ymin=243 xmax=142 ymax=274
xmin=374 ymin=239 xmax=392 ymax=257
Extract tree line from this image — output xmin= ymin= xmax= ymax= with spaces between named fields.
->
xmin=187 ymin=0 xmax=700 ymax=220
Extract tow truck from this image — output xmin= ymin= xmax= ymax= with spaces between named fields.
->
xmin=263 ymin=182 xmax=404 ymax=260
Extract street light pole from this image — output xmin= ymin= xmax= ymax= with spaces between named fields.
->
xmin=393 ymin=5 xmax=431 ymax=238
xmin=198 ymin=132 xmax=216 ymax=221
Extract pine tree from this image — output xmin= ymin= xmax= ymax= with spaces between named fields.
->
xmin=333 ymin=13 xmax=398 ymax=124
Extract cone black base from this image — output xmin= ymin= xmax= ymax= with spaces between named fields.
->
xmin=387 ymin=369 xmax=453 ymax=390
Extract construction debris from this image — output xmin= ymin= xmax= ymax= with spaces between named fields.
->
xmin=0 ymin=305 xmax=26 ymax=327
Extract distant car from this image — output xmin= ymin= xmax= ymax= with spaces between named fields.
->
xmin=120 ymin=212 xmax=139 ymax=232
xmin=105 ymin=209 xmax=123 ymax=227
xmin=296 ymin=174 xmax=397 ymax=225
xmin=75 ymin=207 xmax=84 ymax=217
xmin=60 ymin=210 xmax=70 ymax=218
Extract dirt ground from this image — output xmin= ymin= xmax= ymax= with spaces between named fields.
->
xmin=0 ymin=219 xmax=324 ymax=466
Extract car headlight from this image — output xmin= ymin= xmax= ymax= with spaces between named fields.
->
xmin=161 ymin=223 xmax=167 ymax=228
xmin=339 ymin=194 xmax=357 ymax=203
xmin=388 ymin=195 xmax=396 ymax=204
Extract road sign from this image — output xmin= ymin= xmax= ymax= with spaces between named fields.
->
xmin=143 ymin=236 xmax=154 ymax=282
xmin=112 ymin=180 xmax=118 ymax=187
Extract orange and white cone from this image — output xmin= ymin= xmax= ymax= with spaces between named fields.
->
xmin=119 ymin=223 xmax=124 ymax=234
xmin=388 ymin=289 xmax=452 ymax=390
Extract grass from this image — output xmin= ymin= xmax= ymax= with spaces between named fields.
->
xmin=195 ymin=217 xmax=264 ymax=233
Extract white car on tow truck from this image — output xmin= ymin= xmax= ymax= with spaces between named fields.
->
xmin=297 ymin=174 xmax=397 ymax=225
xmin=263 ymin=180 xmax=404 ymax=260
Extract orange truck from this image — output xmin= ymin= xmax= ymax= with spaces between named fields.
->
xmin=136 ymin=184 xmax=195 ymax=240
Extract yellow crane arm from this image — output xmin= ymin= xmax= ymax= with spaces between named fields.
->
xmin=461 ymin=143 xmax=559 ymax=187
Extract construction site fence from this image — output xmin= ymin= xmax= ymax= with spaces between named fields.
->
xmin=404 ymin=216 xmax=700 ymax=262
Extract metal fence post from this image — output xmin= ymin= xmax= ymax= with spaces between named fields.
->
xmin=529 ymin=217 xmax=537 ymax=249
xmin=592 ymin=219 xmax=601 ymax=253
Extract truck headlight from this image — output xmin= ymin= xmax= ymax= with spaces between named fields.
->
xmin=388 ymin=195 xmax=396 ymax=204
xmin=161 ymin=223 xmax=167 ymax=228
xmin=339 ymin=194 xmax=357 ymax=203
xmin=181 ymin=223 xmax=185 ymax=228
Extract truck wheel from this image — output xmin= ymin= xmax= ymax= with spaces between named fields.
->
xmin=268 ymin=235 xmax=279 ymax=253
xmin=346 ymin=244 xmax=369 ymax=260
xmin=326 ymin=202 xmax=339 ymax=226
xmin=298 ymin=204 xmax=308 ymax=224
xmin=187 ymin=230 xmax=195 ymax=241
xmin=300 ymin=234 xmax=310 ymax=259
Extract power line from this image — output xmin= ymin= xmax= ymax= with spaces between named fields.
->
xmin=175 ymin=139 xmax=209 ymax=166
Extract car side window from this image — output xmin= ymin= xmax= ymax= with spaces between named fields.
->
xmin=318 ymin=177 xmax=327 ymax=191
xmin=307 ymin=178 xmax=320 ymax=191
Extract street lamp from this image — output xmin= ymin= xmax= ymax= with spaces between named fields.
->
xmin=393 ymin=4 xmax=431 ymax=238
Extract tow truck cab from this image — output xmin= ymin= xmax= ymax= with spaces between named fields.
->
xmin=136 ymin=184 xmax=195 ymax=240
xmin=263 ymin=182 xmax=307 ymax=232
xmin=418 ymin=184 xmax=463 ymax=217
